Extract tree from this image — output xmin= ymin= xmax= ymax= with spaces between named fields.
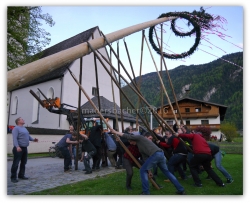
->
xmin=7 ymin=6 xmax=55 ymax=70
xmin=220 ymin=122 xmax=238 ymax=142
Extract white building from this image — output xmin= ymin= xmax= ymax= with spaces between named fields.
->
xmin=7 ymin=26 xmax=136 ymax=153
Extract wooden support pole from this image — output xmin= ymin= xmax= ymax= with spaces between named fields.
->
xmin=143 ymin=33 xmax=180 ymax=129
xmin=109 ymin=48 xmax=119 ymax=131
xmin=117 ymin=41 xmax=124 ymax=132
xmin=90 ymin=45 xmax=172 ymax=159
xmin=136 ymin=30 xmax=145 ymax=129
xmin=153 ymin=28 xmax=184 ymax=125
xmin=67 ymin=66 xmax=160 ymax=190
xmin=102 ymin=32 xmax=149 ymax=130
xmin=124 ymin=31 xmax=150 ymax=130
xmin=94 ymin=44 xmax=193 ymax=153
xmin=160 ymin=24 xmax=164 ymax=121
xmin=76 ymin=57 xmax=83 ymax=170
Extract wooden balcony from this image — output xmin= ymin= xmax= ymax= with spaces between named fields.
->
xmin=161 ymin=112 xmax=219 ymax=119
xmin=187 ymin=124 xmax=221 ymax=131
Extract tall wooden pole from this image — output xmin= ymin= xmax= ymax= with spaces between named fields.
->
xmin=76 ymin=57 xmax=83 ymax=170
xmin=93 ymin=45 xmax=193 ymax=153
xmin=67 ymin=67 xmax=160 ymax=190
xmin=109 ymin=48 xmax=119 ymax=131
xmin=136 ymin=30 xmax=145 ymax=129
xmin=90 ymin=45 xmax=175 ymax=158
xmin=160 ymin=24 xmax=164 ymax=121
xmin=8 ymin=16 xmax=176 ymax=92
xmin=153 ymin=28 xmax=184 ymax=125
xmin=117 ymin=42 xmax=124 ymax=132
xmin=123 ymin=36 xmax=149 ymax=130
xmin=144 ymin=34 xmax=180 ymax=129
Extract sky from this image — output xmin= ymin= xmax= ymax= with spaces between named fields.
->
xmin=1 ymin=0 xmax=248 ymax=202
xmin=40 ymin=5 xmax=243 ymax=79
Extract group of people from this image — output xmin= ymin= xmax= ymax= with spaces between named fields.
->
xmin=10 ymin=117 xmax=233 ymax=195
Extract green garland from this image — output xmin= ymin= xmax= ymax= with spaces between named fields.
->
xmin=148 ymin=7 xmax=213 ymax=59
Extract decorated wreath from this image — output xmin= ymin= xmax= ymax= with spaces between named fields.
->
xmin=148 ymin=7 xmax=214 ymax=59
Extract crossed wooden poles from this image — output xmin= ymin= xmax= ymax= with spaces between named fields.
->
xmin=67 ymin=67 xmax=160 ymax=190
xmin=67 ymin=33 xmax=194 ymax=189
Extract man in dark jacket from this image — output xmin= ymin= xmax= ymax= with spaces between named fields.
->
xmin=80 ymin=133 xmax=97 ymax=174
xmin=88 ymin=124 xmax=103 ymax=170
xmin=158 ymin=130 xmax=188 ymax=180
xmin=57 ymin=132 xmax=78 ymax=172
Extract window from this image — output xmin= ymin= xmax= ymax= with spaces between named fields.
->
xmin=92 ymin=87 xmax=98 ymax=96
xmin=186 ymin=120 xmax=190 ymax=125
xmin=47 ymin=87 xmax=54 ymax=99
xmin=201 ymin=120 xmax=209 ymax=125
xmin=195 ymin=108 xmax=201 ymax=112
xmin=166 ymin=121 xmax=173 ymax=126
xmin=174 ymin=109 xmax=178 ymax=114
xmin=185 ymin=108 xmax=190 ymax=113
xmin=11 ymin=96 xmax=18 ymax=114
xmin=32 ymin=91 xmax=40 ymax=124
xmin=164 ymin=107 xmax=168 ymax=113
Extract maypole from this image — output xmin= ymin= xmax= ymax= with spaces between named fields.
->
xmin=7 ymin=16 xmax=176 ymax=92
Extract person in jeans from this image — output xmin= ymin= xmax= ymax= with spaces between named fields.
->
xmin=158 ymin=130 xmax=188 ymax=180
xmin=103 ymin=132 xmax=117 ymax=167
xmin=207 ymin=142 xmax=234 ymax=183
xmin=176 ymin=126 xmax=225 ymax=187
xmin=68 ymin=125 xmax=76 ymax=169
xmin=10 ymin=117 xmax=38 ymax=183
xmin=57 ymin=132 xmax=78 ymax=172
xmin=122 ymin=141 xmax=143 ymax=191
xmin=80 ymin=133 xmax=97 ymax=174
xmin=110 ymin=128 xmax=185 ymax=195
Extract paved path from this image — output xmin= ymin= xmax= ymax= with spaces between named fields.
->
xmin=7 ymin=157 xmax=123 ymax=195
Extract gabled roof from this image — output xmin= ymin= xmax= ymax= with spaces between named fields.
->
xmin=157 ymin=96 xmax=228 ymax=120
xmin=81 ymin=96 xmax=138 ymax=122
xmin=14 ymin=26 xmax=98 ymax=90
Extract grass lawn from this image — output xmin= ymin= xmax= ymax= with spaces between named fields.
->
xmin=7 ymin=152 xmax=50 ymax=158
xmin=29 ymin=154 xmax=243 ymax=195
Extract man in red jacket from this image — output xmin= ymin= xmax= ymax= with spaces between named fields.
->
xmin=175 ymin=126 xmax=225 ymax=187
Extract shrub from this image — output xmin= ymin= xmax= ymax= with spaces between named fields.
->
xmin=221 ymin=122 xmax=238 ymax=142
xmin=195 ymin=126 xmax=211 ymax=140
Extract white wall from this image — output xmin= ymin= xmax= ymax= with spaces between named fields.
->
xmin=62 ymin=53 xmax=120 ymax=108
xmin=7 ymin=134 xmax=65 ymax=154
xmin=173 ymin=117 xmax=221 ymax=126
xmin=8 ymin=79 xmax=62 ymax=128
xmin=8 ymin=30 xmax=121 ymax=131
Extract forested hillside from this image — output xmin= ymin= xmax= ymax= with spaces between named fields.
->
xmin=121 ymin=52 xmax=243 ymax=130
